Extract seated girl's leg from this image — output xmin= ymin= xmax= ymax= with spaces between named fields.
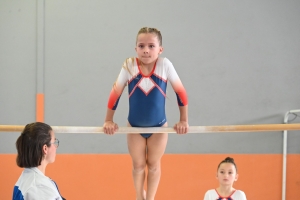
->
xmin=127 ymin=133 xmax=147 ymax=200
xmin=145 ymin=123 xmax=168 ymax=200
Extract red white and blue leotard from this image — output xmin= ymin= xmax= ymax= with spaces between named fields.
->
xmin=204 ymin=189 xmax=247 ymax=200
xmin=107 ymin=57 xmax=188 ymax=128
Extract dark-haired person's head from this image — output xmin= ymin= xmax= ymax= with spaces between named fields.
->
xmin=216 ymin=157 xmax=238 ymax=185
xmin=217 ymin=157 xmax=237 ymax=172
xmin=16 ymin=122 xmax=59 ymax=168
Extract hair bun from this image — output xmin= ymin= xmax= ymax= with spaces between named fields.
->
xmin=224 ymin=157 xmax=234 ymax=162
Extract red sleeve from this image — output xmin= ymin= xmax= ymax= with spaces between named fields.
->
xmin=174 ymin=85 xmax=188 ymax=106
xmin=107 ymin=88 xmax=121 ymax=110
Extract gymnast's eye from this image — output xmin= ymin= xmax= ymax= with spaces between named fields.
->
xmin=149 ymin=45 xmax=155 ymax=48
xmin=138 ymin=44 xmax=144 ymax=48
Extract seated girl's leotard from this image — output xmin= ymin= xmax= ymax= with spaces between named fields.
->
xmin=204 ymin=189 xmax=247 ymax=200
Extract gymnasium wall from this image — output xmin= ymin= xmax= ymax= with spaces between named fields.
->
xmin=1 ymin=0 xmax=300 ymax=199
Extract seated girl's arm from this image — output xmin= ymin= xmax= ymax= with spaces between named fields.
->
xmin=241 ymin=191 xmax=247 ymax=200
xmin=203 ymin=190 xmax=210 ymax=200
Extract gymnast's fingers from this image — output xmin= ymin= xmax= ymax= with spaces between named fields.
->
xmin=104 ymin=121 xmax=116 ymax=135
xmin=174 ymin=124 xmax=183 ymax=134
xmin=114 ymin=123 xmax=119 ymax=131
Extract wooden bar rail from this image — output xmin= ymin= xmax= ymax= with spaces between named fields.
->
xmin=0 ymin=124 xmax=300 ymax=133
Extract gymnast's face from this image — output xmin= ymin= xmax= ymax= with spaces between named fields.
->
xmin=135 ymin=33 xmax=163 ymax=66
xmin=216 ymin=163 xmax=238 ymax=186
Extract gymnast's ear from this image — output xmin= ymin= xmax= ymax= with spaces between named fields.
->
xmin=235 ymin=174 xmax=239 ymax=181
xmin=159 ymin=46 xmax=163 ymax=54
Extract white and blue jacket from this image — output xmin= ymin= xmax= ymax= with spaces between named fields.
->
xmin=13 ymin=167 xmax=65 ymax=200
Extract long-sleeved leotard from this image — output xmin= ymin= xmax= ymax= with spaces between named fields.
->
xmin=107 ymin=57 xmax=188 ymax=128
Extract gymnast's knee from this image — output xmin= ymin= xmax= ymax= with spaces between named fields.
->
xmin=132 ymin=163 xmax=146 ymax=173
xmin=147 ymin=161 xmax=161 ymax=173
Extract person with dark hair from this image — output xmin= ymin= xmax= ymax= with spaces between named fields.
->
xmin=13 ymin=122 xmax=66 ymax=200
xmin=203 ymin=157 xmax=247 ymax=200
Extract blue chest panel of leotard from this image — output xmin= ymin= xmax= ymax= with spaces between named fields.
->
xmin=127 ymin=73 xmax=167 ymax=127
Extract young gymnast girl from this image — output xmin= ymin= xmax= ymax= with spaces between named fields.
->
xmin=103 ymin=27 xmax=189 ymax=200
xmin=204 ymin=157 xmax=247 ymax=200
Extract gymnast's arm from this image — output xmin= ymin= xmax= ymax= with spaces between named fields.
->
xmin=103 ymin=109 xmax=119 ymax=135
xmin=165 ymin=58 xmax=189 ymax=134
xmin=103 ymin=68 xmax=127 ymax=135
xmin=175 ymin=105 xmax=189 ymax=134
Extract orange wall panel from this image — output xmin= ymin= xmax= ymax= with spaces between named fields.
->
xmin=1 ymin=154 xmax=299 ymax=200
xmin=36 ymin=93 xmax=44 ymax=122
